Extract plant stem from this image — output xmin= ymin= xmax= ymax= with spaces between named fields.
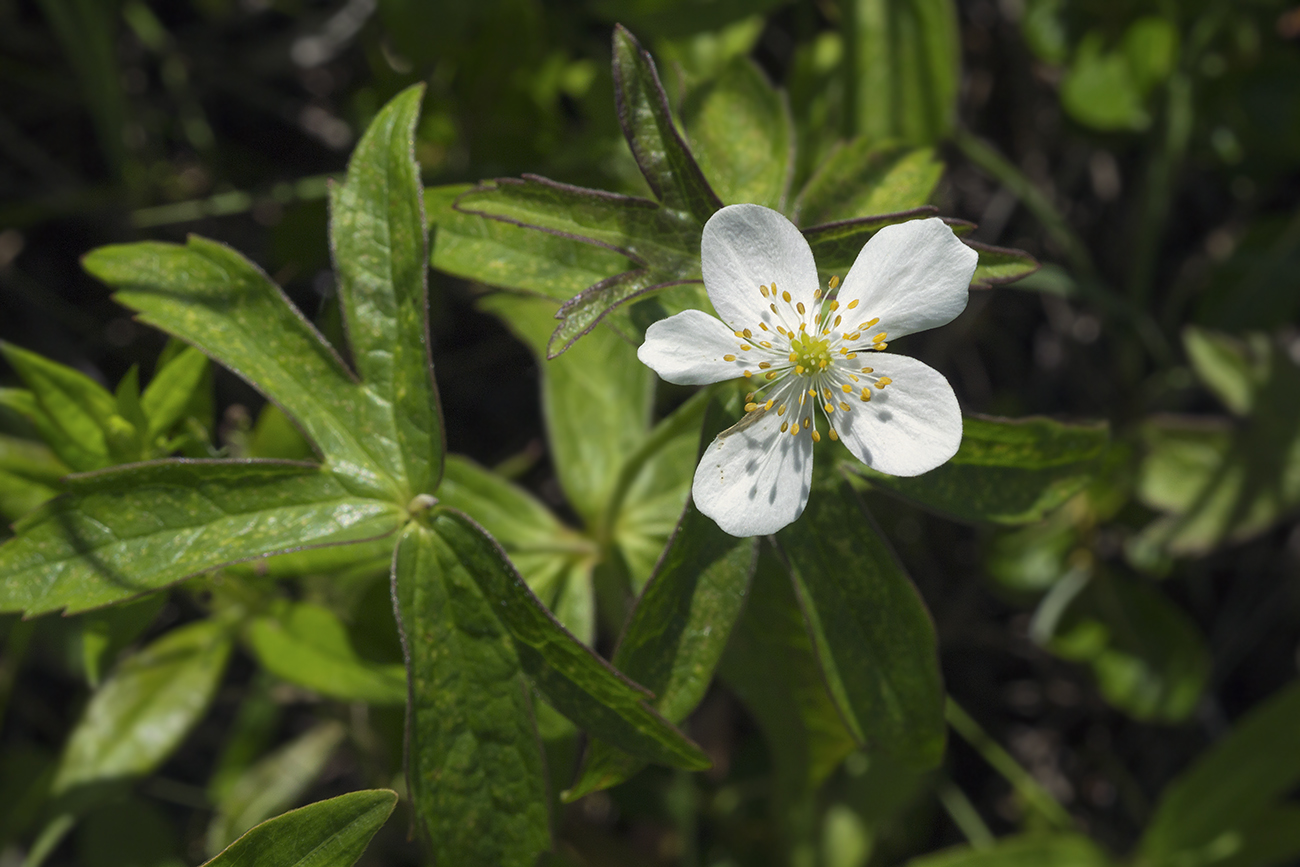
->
xmin=945 ymin=698 xmax=1074 ymax=831
xmin=936 ymin=776 xmax=995 ymax=848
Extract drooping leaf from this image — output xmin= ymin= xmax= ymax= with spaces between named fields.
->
xmin=330 ymin=83 xmax=443 ymax=496
xmin=202 ymin=789 xmax=397 ymax=867
xmin=1033 ymin=570 xmax=1210 ymax=723
xmin=428 ymin=510 xmax=711 ymax=771
xmin=852 ymin=415 xmax=1110 ymax=525
xmin=776 ymin=476 xmax=945 ymax=770
xmin=849 ymin=0 xmax=961 ymax=145
xmin=904 ymin=834 xmax=1114 ymax=867
xmin=245 ymin=602 xmax=406 ymax=705
xmin=83 ymin=238 xmax=399 ymax=498
xmin=205 ymin=721 xmax=347 ymax=856
xmin=0 ymin=460 xmax=404 ymax=616
xmin=611 ymin=24 xmax=722 ymax=224
xmin=718 ymin=547 xmax=859 ymax=797
xmin=793 ymin=142 xmax=942 ymax=226
xmin=568 ymin=500 xmax=757 ymax=798
xmin=682 ymin=56 xmax=793 ymax=210
xmin=426 ymin=184 xmax=633 ymax=302
xmin=391 ymin=522 xmax=552 ymax=867
xmin=51 ymin=618 xmax=233 ymax=796
xmin=1139 ymin=680 xmax=1300 ymax=867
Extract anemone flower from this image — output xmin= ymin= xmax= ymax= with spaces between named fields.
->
xmin=637 ymin=203 xmax=978 ymax=537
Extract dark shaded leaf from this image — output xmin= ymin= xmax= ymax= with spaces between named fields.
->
xmin=793 ymin=142 xmax=941 ymax=226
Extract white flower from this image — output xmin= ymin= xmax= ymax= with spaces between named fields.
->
xmin=637 ymin=204 xmax=979 ymax=537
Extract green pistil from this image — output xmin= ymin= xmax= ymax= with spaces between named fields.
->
xmin=790 ymin=332 xmax=833 ymax=375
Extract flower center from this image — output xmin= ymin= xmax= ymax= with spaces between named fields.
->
xmin=789 ymin=332 xmax=833 ymax=375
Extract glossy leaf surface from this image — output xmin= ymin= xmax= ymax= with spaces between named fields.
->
xmin=202 ymin=789 xmax=396 ymax=867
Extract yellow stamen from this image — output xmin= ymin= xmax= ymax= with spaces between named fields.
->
xmin=830 ymin=300 xmax=840 ymax=311
xmin=759 ymin=322 xmax=769 ymax=331
xmin=865 ymin=317 xmax=879 ymax=328
xmin=829 ymin=275 xmax=840 ymax=289
xmin=782 ymin=290 xmax=791 ymax=303
xmin=759 ymin=361 xmax=771 ymax=369
xmin=876 ymin=376 xmax=892 ymax=388
xmin=839 ymin=401 xmax=851 ymax=412
xmin=745 ymin=402 xmax=758 ymax=412
xmin=743 ymin=370 xmax=752 ymax=378
xmin=765 ymin=371 xmax=778 ymax=380
xmin=777 ymin=404 xmax=787 ymax=416
xmin=795 ymin=364 xmax=805 ymax=374
xmin=765 ymin=399 xmax=775 ymax=410
xmin=824 ymin=403 xmax=834 ymax=413
xmin=847 ymin=299 xmax=859 ymax=309
xmin=797 ymin=302 xmax=806 ymax=315
xmin=811 ymin=430 xmax=821 ymax=442
xmin=841 ymin=384 xmax=852 ymax=393
xmin=760 ymin=285 xmax=769 ymax=297
xmin=781 ymin=421 xmax=789 ymax=432
xmin=723 ymin=354 xmax=736 ymax=361
xmin=740 ymin=344 xmax=752 ymax=351
xmin=829 ymin=428 xmax=839 ymax=441
xmin=813 ymin=288 xmax=822 ymax=299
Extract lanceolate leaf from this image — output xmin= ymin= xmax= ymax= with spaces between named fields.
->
xmin=0 ymin=460 xmax=404 ymax=616
xmin=52 ymin=618 xmax=233 ymax=795
xmin=83 ymin=238 xmax=399 ymax=498
xmin=140 ymin=345 xmax=210 ymax=441
xmin=793 ymin=142 xmax=942 ymax=227
xmin=1139 ymin=680 xmax=1300 ymax=865
xmin=429 ymin=510 xmax=711 ymax=771
xmin=682 ymin=56 xmax=793 ymax=211
xmin=0 ymin=343 xmax=116 ymax=471
xmin=330 ymin=83 xmax=443 ymax=496
xmin=777 ymin=476 xmax=946 ymax=770
xmin=426 ymin=185 xmax=633 ymax=302
xmin=852 ymin=415 xmax=1110 ymax=525
xmin=203 ymin=789 xmax=397 ymax=867
xmin=612 ymin=24 xmax=722 ymax=224
xmin=567 ymin=501 xmax=757 ymax=799
xmin=967 ymin=241 xmax=1042 ymax=288
xmin=391 ymin=522 xmax=552 ymax=867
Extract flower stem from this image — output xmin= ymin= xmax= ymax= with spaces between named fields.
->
xmin=936 ymin=775 xmax=995 ymax=848
xmin=945 ymin=698 xmax=1074 ymax=831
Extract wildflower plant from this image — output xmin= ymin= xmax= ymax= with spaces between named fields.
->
xmin=32 ymin=18 xmax=1300 ymax=867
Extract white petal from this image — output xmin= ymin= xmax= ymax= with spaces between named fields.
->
xmin=835 ymin=218 xmax=978 ymax=340
xmin=692 ymin=406 xmax=814 ymax=537
xmin=701 ymin=204 xmax=819 ymax=332
xmin=831 ymin=353 xmax=962 ymax=477
xmin=637 ymin=310 xmax=755 ymax=385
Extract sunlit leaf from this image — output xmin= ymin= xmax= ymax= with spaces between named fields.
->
xmin=793 ymin=142 xmax=942 ymax=226
xmin=203 ymin=789 xmax=396 ymax=867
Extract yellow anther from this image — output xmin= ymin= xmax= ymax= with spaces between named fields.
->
xmin=743 ymin=370 xmax=753 ymax=378
xmin=777 ymin=325 xmax=788 ymax=335
xmin=834 ymin=315 xmax=842 ymax=327
xmin=876 ymin=376 xmax=892 ymax=388
xmin=765 ymin=371 xmax=778 ymax=380
xmin=846 ymin=352 xmax=858 ymax=359
xmin=745 ymin=402 xmax=758 ymax=412
xmin=847 ymin=299 xmax=859 ymax=309
xmin=865 ymin=317 xmax=879 ymax=328
xmin=850 ymin=373 xmax=859 ymax=382
xmin=760 ymin=285 xmax=769 ymax=297
xmin=789 ymin=351 xmax=799 ymax=362
xmin=765 ymin=399 xmax=774 ymax=410
xmin=873 ymin=332 xmax=888 ymax=343
xmin=782 ymin=290 xmax=792 ymax=303
xmin=781 ymin=421 xmax=789 ymax=432
xmin=829 ymin=275 xmax=840 ymax=289
xmin=743 ymin=328 xmax=753 ymax=338
xmin=845 ymin=331 xmax=861 ymax=341
xmin=813 ymin=288 xmax=823 ymax=299
xmin=811 ymin=430 xmax=821 ymax=442
xmin=759 ymin=322 xmax=769 ymax=331
xmin=770 ymin=303 xmax=778 ymax=313
xmin=797 ymin=301 xmax=806 ymax=315
xmin=795 ymin=364 xmax=805 ymax=374
xmin=822 ymin=328 xmax=830 ymax=336
xmin=760 ymin=341 xmax=772 ymax=348
xmin=860 ymin=388 xmax=871 ymax=402
xmin=823 ymin=388 xmax=834 ymax=400
xmin=759 ymin=361 xmax=771 ymax=369
xmin=808 ymin=388 xmax=817 ymax=396
xmin=841 ymin=384 xmax=852 ymax=393
xmin=803 ymin=417 xmax=812 ymax=429
xmin=819 ymin=359 xmax=828 ymax=369
xmin=746 ymin=392 xmax=755 ymax=401
xmin=724 ymin=354 xmax=736 ymax=361
xmin=830 ymin=300 xmax=840 ymax=311
xmin=860 ymin=366 xmax=873 ymax=373
xmin=734 ymin=330 xmax=744 ymax=338
xmin=875 ymin=342 xmax=888 ymax=350
xmin=824 ymin=402 xmax=834 ymax=413
xmin=839 ymin=401 xmax=851 ymax=412
xmin=777 ymin=404 xmax=787 ymax=416
xmin=790 ymin=421 xmax=799 ymax=435
xmin=829 ymin=428 xmax=839 ymax=441
xmin=740 ymin=344 xmax=752 ymax=351
xmin=799 ymin=323 xmax=807 ymax=332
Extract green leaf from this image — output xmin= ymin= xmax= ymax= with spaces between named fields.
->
xmin=0 ymin=460 xmax=404 ymax=616
xmin=391 ymin=522 xmax=552 ymax=867
xmin=1060 ymin=31 xmax=1148 ymax=132
xmin=81 ymin=592 xmax=166 ymax=688
xmin=904 ymin=834 xmax=1113 ymax=867
xmin=83 ymin=238 xmax=398 ymax=498
xmin=141 ymin=345 xmax=210 ymax=442
xmin=202 ymin=789 xmax=396 ymax=867
xmin=968 ymin=241 xmax=1042 ymax=288
xmin=0 ymin=433 xmax=67 ymax=521
xmin=437 ymin=455 xmax=596 ymax=641
xmin=682 ymin=56 xmax=793 ymax=210
xmin=1033 ymin=570 xmax=1209 ymax=723
xmin=455 ymin=175 xmax=695 ymax=274
xmin=550 ymin=269 xmax=703 ymax=358
xmin=0 ymin=342 xmax=115 ymax=471
xmin=330 ymin=84 xmax=443 ymax=496
xmin=480 ymin=293 xmax=654 ymax=526
xmin=611 ymin=24 xmax=722 ymax=224
xmin=205 ymin=721 xmax=347 ymax=856
xmin=427 ymin=184 xmax=633 ymax=302
xmin=849 ymin=0 xmax=960 ymax=145
xmin=777 ymin=477 xmax=945 ymax=769
xmin=1140 ymin=680 xmax=1300 ymax=866
xmin=428 ymin=510 xmax=711 ymax=771
xmin=568 ymin=501 xmax=756 ymax=798
xmin=801 ymin=208 xmax=942 ymax=276
xmin=852 ymin=415 xmax=1110 ymax=525
xmin=1183 ymin=327 xmax=1270 ymax=416
xmin=718 ymin=546 xmax=858 ymax=797
xmin=792 ymin=142 xmax=942 ymax=227
xmin=245 ymin=602 xmax=405 ymax=705
xmin=52 ymin=618 xmax=233 ymax=796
